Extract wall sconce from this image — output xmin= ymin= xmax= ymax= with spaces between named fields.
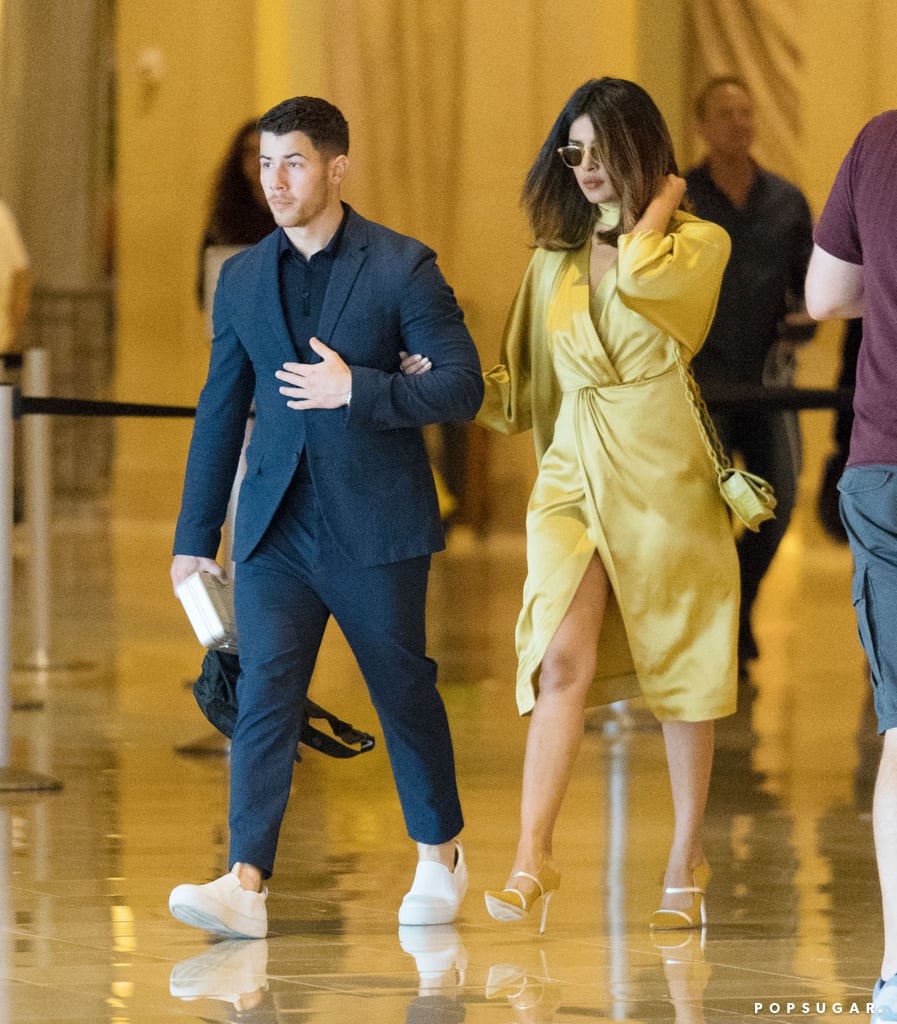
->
xmin=135 ymin=47 xmax=166 ymax=105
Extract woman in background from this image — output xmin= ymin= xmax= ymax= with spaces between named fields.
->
xmin=196 ymin=119 xmax=273 ymax=308
xmin=477 ymin=77 xmax=737 ymax=933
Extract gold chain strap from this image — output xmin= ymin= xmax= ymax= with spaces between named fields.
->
xmin=672 ymin=343 xmax=732 ymax=477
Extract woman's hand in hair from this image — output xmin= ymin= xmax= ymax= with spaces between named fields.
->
xmin=633 ymin=174 xmax=687 ymax=234
xmin=657 ymin=173 xmax=687 ymax=206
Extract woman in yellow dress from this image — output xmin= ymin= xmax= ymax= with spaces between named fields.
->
xmin=478 ymin=78 xmax=739 ymax=933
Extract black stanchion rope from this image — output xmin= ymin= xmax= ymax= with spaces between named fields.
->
xmin=16 ymin=394 xmax=196 ymax=418
xmin=10 ymin=387 xmax=854 ymax=419
xmin=701 ymin=384 xmax=854 ymax=413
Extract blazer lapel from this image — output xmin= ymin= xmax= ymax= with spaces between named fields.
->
xmin=254 ymin=232 xmax=299 ymax=363
xmin=317 ymin=208 xmax=368 ymax=344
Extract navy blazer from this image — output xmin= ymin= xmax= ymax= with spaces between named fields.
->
xmin=174 ymin=206 xmax=484 ymax=567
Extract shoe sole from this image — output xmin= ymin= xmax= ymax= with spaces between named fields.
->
xmin=169 ymin=899 xmax=265 ymax=939
xmin=397 ymin=901 xmax=458 ymax=926
xmin=484 ymin=893 xmax=528 ymax=922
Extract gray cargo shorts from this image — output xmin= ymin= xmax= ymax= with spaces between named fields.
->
xmin=839 ymin=465 xmax=897 ymax=733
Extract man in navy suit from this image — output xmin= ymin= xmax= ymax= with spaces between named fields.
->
xmin=168 ymin=96 xmax=483 ymax=939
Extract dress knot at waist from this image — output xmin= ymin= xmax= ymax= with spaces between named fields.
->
xmin=564 ymin=367 xmax=677 ymax=397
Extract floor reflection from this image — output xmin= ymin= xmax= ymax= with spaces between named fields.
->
xmin=400 ymin=925 xmax=468 ymax=1023
xmin=485 ymin=955 xmax=562 ymax=1023
xmin=170 ymin=938 xmax=269 ymax=1014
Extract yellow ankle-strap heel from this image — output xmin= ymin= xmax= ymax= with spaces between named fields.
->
xmin=484 ymin=864 xmax=561 ymax=934
xmin=650 ymin=863 xmax=710 ymax=931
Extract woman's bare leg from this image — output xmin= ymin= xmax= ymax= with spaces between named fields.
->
xmin=508 ymin=553 xmax=609 ymax=881
xmin=659 ymin=719 xmax=714 ymax=912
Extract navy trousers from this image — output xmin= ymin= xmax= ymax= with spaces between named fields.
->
xmin=229 ymin=462 xmax=463 ymax=877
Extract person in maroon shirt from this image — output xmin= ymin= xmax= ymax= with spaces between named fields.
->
xmin=806 ymin=110 xmax=897 ymax=1020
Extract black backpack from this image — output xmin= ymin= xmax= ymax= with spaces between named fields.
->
xmin=194 ymin=649 xmax=375 ymax=761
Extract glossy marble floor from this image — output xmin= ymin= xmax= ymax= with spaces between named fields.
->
xmin=2 ymin=404 xmax=883 ymax=1023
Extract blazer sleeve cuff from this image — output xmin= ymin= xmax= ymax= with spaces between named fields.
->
xmin=343 ymin=364 xmax=385 ymax=426
xmin=172 ymin=523 xmax=223 ymax=560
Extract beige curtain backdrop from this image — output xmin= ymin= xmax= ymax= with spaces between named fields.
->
xmin=684 ymin=0 xmax=803 ymax=183
xmin=314 ymin=2 xmax=467 ymax=260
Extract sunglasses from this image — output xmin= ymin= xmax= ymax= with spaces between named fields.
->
xmin=556 ymin=142 xmax=603 ymax=168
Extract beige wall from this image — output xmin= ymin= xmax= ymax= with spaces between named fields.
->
xmin=1 ymin=0 xmax=112 ymax=288
xmin=112 ymin=0 xmax=897 ymax=525
xmin=799 ymin=2 xmax=897 ymax=387
xmin=801 ymin=1 xmax=897 ymax=211
xmin=115 ymin=0 xmax=257 ymax=512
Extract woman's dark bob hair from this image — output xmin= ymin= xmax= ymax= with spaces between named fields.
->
xmin=522 ymin=77 xmax=683 ymax=250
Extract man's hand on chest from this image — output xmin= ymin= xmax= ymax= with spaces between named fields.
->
xmin=275 ymin=336 xmax=352 ymax=409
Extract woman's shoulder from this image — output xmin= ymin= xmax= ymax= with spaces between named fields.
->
xmin=518 ymin=246 xmax=578 ymax=301
xmin=669 ymin=209 xmax=730 ymax=246
xmin=527 ymin=245 xmax=577 ymax=278
xmin=530 ymin=244 xmax=570 ymax=265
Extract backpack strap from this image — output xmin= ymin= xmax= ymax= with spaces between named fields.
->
xmin=300 ymin=699 xmax=376 ymax=758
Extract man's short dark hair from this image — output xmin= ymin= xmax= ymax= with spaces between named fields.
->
xmin=694 ymin=75 xmax=752 ymax=120
xmin=257 ymin=96 xmax=349 ymax=156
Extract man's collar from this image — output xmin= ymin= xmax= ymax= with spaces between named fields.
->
xmin=278 ymin=204 xmax=349 ymax=262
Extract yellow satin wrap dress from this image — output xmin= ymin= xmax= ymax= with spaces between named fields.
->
xmin=478 ymin=209 xmax=739 ymax=721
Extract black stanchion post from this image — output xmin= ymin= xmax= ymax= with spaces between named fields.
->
xmin=0 ymin=385 xmax=62 ymax=791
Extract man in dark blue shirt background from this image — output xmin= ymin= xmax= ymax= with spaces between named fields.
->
xmin=685 ymin=75 xmax=815 ymax=674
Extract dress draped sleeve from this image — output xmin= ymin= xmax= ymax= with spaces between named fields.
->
xmin=616 ymin=211 xmax=731 ymax=357
xmin=476 ymin=248 xmax=568 ymax=463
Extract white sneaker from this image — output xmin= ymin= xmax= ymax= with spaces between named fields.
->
xmin=169 ymin=864 xmax=268 ymax=939
xmin=398 ymin=842 xmax=468 ymax=926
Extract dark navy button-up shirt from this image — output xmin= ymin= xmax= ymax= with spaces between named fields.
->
xmin=276 ymin=208 xmax=348 ymax=361
xmin=685 ymin=163 xmax=813 ymax=385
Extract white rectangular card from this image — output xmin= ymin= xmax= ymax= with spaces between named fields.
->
xmin=175 ymin=571 xmax=238 ymax=651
